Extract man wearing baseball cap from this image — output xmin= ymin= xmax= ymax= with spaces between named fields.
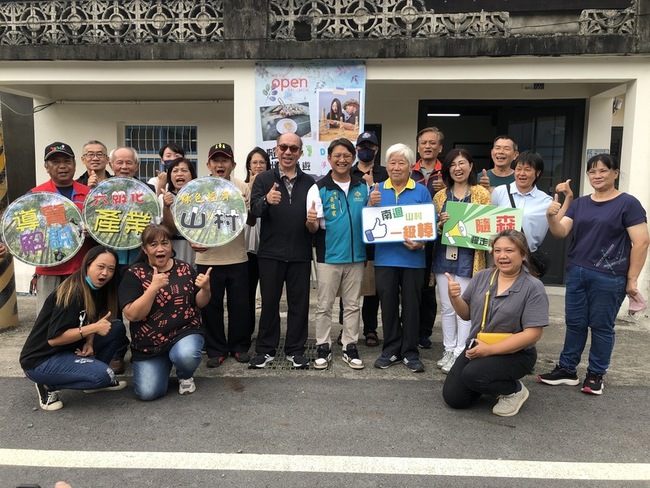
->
xmin=346 ymin=131 xmax=388 ymax=348
xmin=31 ymin=142 xmax=92 ymax=313
xmin=194 ymin=143 xmax=252 ymax=367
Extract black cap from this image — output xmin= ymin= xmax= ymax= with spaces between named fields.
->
xmin=208 ymin=143 xmax=234 ymax=160
xmin=356 ymin=131 xmax=378 ymax=147
xmin=44 ymin=142 xmax=75 ymax=160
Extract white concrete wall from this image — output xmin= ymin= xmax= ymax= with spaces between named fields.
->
xmin=32 ymin=99 xmax=235 ymax=183
xmin=3 ymin=56 xmax=650 ymax=295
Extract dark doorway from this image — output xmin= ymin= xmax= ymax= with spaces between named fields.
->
xmin=418 ymin=99 xmax=586 ymax=285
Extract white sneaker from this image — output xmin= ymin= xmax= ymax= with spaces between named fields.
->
xmin=493 ymin=382 xmax=529 ymax=417
xmin=342 ymin=344 xmax=364 ymax=370
xmin=441 ymin=353 xmax=459 ymax=374
xmin=436 ymin=351 xmax=454 ymax=369
xmin=179 ymin=377 xmax=196 ymax=395
xmin=313 ymin=346 xmax=332 ymax=370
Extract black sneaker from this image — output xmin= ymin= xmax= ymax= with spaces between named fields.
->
xmin=313 ymin=345 xmax=332 ymax=370
xmin=232 ymin=352 xmax=251 ymax=363
xmin=342 ymin=344 xmax=364 ymax=370
xmin=35 ymin=384 xmax=63 ymax=411
xmin=374 ymin=352 xmax=401 ymax=369
xmin=403 ymin=356 xmax=425 ymax=373
xmin=248 ymin=353 xmax=275 ymax=369
xmin=418 ymin=334 xmax=433 ymax=349
xmin=206 ymin=354 xmax=228 ymax=368
xmin=581 ymin=371 xmax=604 ymax=395
xmin=286 ymin=354 xmax=309 ymax=369
xmin=537 ymin=364 xmax=580 ymax=386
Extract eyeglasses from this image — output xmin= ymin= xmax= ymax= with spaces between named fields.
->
xmin=277 ymin=144 xmax=301 ymax=154
xmin=83 ymin=152 xmax=106 ymax=159
xmin=449 ymin=161 xmax=469 ymax=169
xmin=331 ymin=154 xmax=353 ymax=161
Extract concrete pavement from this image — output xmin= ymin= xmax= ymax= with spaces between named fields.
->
xmin=1 ymin=289 xmax=649 ymax=487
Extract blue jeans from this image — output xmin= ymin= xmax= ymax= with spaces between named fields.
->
xmin=132 ymin=333 xmax=204 ymax=401
xmin=24 ymin=320 xmax=128 ymax=390
xmin=560 ymin=266 xmax=626 ymax=375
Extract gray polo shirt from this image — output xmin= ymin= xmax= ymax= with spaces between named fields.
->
xmin=462 ymin=268 xmax=549 ymax=343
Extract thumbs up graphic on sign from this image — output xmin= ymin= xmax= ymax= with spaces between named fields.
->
xmin=365 ymin=218 xmax=388 ymax=242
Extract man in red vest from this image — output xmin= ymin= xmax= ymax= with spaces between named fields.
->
xmin=31 ymin=142 xmax=92 ymax=314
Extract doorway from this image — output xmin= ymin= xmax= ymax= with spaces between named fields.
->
xmin=418 ymin=99 xmax=586 ymax=285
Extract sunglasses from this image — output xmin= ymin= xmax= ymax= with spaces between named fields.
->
xmin=277 ymin=144 xmax=301 ymax=154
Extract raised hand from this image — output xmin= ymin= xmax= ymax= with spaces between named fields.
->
xmin=361 ymin=171 xmax=374 ymax=187
xmin=478 ymin=168 xmax=490 ymax=189
xmin=307 ymin=201 xmax=318 ymax=224
xmin=94 ymin=312 xmax=112 ymax=336
xmin=87 ymin=169 xmax=98 ymax=188
xmin=546 ymin=193 xmax=562 ymax=218
xmin=555 ymin=178 xmax=573 ymax=200
xmin=267 ymin=182 xmax=282 ymax=205
xmin=445 ymin=272 xmax=462 ymax=299
xmin=195 ymin=267 xmax=212 ymax=290
xmin=432 ymin=173 xmax=445 ymax=192
xmin=150 ymin=266 xmax=169 ymax=291
xmin=368 ymin=184 xmax=381 ymax=206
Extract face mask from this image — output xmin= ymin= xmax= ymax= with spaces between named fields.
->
xmin=357 ymin=147 xmax=376 ymax=163
xmin=85 ymin=275 xmax=100 ymax=290
xmin=162 ymin=159 xmax=176 ymax=171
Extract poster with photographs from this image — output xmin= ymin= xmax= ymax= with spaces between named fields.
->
xmin=255 ymin=61 xmax=366 ymax=179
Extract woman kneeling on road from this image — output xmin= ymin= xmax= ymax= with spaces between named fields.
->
xmin=120 ymin=224 xmax=211 ymax=401
xmin=20 ymin=246 xmax=128 ymax=411
xmin=442 ymin=230 xmax=548 ymax=417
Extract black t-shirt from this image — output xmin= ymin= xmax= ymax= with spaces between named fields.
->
xmin=20 ymin=288 xmax=108 ymax=370
xmin=119 ymin=259 xmax=202 ymax=361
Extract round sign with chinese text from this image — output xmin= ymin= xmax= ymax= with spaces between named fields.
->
xmin=1 ymin=192 xmax=84 ymax=266
xmin=83 ymin=178 xmax=160 ymax=250
xmin=172 ymin=177 xmax=247 ymax=247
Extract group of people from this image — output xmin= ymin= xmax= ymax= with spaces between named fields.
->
xmin=4 ymin=127 xmax=647 ymax=418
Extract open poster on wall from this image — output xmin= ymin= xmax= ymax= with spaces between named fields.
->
xmin=255 ymin=61 xmax=366 ymax=178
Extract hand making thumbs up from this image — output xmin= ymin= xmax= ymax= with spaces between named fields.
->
xmin=267 ymin=182 xmax=281 ymax=205
xmin=307 ymin=200 xmax=318 ymax=224
xmin=445 ymin=272 xmax=462 ymax=299
xmin=479 ymin=168 xmax=490 ymax=190
xmin=368 ymin=183 xmax=381 ymax=206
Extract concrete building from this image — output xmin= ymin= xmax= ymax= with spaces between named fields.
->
xmin=0 ymin=0 xmax=648 ymax=292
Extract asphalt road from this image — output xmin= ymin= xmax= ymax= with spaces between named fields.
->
xmin=1 ymin=292 xmax=649 ymax=488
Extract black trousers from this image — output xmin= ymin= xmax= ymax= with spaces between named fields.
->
xmin=375 ymin=266 xmax=423 ymax=360
xmin=419 ymin=240 xmax=437 ymax=338
xmin=246 ymin=252 xmax=260 ymax=339
xmin=256 ymin=258 xmax=311 ymax=356
xmin=442 ymin=346 xmax=537 ymax=409
xmin=197 ymin=262 xmax=250 ymax=357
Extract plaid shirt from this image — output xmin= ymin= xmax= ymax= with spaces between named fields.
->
xmin=279 ymin=167 xmax=298 ymax=198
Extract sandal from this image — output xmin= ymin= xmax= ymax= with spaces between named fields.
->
xmin=365 ymin=331 xmax=380 ymax=347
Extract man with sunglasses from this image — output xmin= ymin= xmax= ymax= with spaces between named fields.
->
xmin=249 ymin=133 xmax=316 ymax=369
xmin=76 ymin=140 xmax=113 ymax=188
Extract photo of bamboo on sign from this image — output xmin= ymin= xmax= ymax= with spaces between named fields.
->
xmin=1 ymin=192 xmax=84 ymax=266
xmin=83 ymin=177 xmax=160 ymax=250
xmin=171 ymin=176 xmax=247 ymax=247
xmin=441 ymin=201 xmax=523 ymax=251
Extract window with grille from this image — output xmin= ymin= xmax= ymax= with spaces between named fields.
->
xmin=124 ymin=125 xmax=198 ymax=182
